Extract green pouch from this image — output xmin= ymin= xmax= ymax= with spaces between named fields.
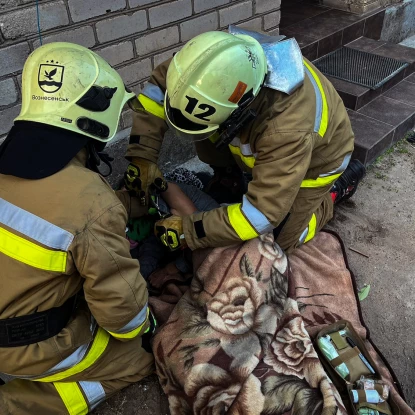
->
xmin=315 ymin=320 xmax=397 ymax=415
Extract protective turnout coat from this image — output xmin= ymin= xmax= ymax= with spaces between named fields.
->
xmin=0 ymin=149 xmax=153 ymax=414
xmin=127 ymin=56 xmax=354 ymax=252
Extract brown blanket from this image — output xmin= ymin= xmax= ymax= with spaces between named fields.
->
xmin=289 ymin=231 xmax=412 ymax=415
xmin=150 ymin=232 xmax=413 ymax=415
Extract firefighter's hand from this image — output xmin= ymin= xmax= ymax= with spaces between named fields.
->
xmin=124 ymin=159 xmax=167 ymax=205
xmin=154 ymin=215 xmax=187 ymax=251
xmin=141 ymin=310 xmax=157 ymax=354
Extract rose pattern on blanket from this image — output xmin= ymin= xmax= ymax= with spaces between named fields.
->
xmin=184 ymin=366 xmax=265 ymax=414
xmin=207 ymin=269 xmax=269 ymax=336
xmin=261 ymin=299 xmax=347 ymax=415
xmin=153 ymin=235 xmax=347 ymax=415
xmin=152 ymin=232 xmax=413 ymax=415
xmin=258 ymin=233 xmax=288 ymax=274
xmin=205 ymin=253 xmax=285 ymax=376
xmin=265 ymin=301 xmax=320 ymax=381
xmin=261 ymin=374 xmax=343 ymax=415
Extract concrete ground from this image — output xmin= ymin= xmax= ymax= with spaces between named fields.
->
xmin=105 ymin=130 xmax=197 ymax=189
xmin=97 ymin=135 xmax=415 ymax=414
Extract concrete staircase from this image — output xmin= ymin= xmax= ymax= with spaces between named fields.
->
xmin=327 ymin=37 xmax=415 ymax=165
xmin=281 ymin=1 xmax=415 ymax=166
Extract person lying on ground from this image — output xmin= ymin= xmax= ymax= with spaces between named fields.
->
xmin=127 ymin=170 xmax=219 ymax=279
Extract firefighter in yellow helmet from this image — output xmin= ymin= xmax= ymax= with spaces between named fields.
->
xmin=125 ymin=29 xmax=365 ymax=253
xmin=0 ymin=43 xmax=155 ymax=415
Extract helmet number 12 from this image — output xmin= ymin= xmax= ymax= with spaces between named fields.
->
xmin=184 ymin=96 xmax=216 ymax=122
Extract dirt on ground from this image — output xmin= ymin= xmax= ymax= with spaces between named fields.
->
xmin=327 ymin=137 xmax=415 ymax=407
xmin=95 ymin=137 xmax=415 ymax=414
xmin=94 ymin=375 xmax=169 ymax=415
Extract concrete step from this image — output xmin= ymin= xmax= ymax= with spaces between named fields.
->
xmin=318 ymin=37 xmax=415 ymax=166
xmin=279 ymin=3 xmax=386 ymax=61
xmin=326 ymin=37 xmax=415 ymax=111
xmin=279 ymin=3 xmax=414 ymax=166
xmin=349 ymin=74 xmax=415 ymax=165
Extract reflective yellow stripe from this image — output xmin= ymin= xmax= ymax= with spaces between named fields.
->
xmin=304 ymin=60 xmax=328 ymax=137
xmin=0 ymin=226 xmax=67 ymax=272
xmin=138 ymin=94 xmax=165 ymax=120
xmin=227 ymin=204 xmax=258 ymax=241
xmin=108 ymin=308 xmax=149 ymax=340
xmin=305 ymin=213 xmax=317 ymax=243
xmin=300 ymin=173 xmax=342 ymax=188
xmin=55 ymin=382 xmax=88 ymax=415
xmin=35 ymin=328 xmax=110 ymax=382
xmin=229 ymin=145 xmax=256 ymax=168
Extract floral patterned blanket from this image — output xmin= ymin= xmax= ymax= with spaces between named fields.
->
xmin=153 ymin=233 xmax=346 ymax=414
xmin=151 ymin=232 xmax=413 ymax=415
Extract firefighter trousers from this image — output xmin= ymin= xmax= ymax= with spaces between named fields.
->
xmin=194 ymin=140 xmax=334 ymax=254
xmin=0 ymin=334 xmax=154 ymax=415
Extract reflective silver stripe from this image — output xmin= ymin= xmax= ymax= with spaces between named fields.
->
xmin=38 ymin=343 xmax=90 ymax=378
xmin=107 ymin=303 xmax=148 ymax=334
xmin=319 ymin=153 xmax=352 ymax=177
xmin=0 ymin=198 xmax=73 ymax=251
xmin=241 ymin=195 xmax=274 ymax=235
xmin=238 ymin=141 xmax=252 ymax=156
xmin=230 ymin=137 xmax=240 ymax=147
xmin=5 ymin=320 xmax=97 ymax=380
xmin=0 ymin=373 xmax=15 ymax=383
xmin=1 ymin=341 xmax=89 ymax=381
xmin=141 ymin=83 xmax=164 ymax=105
xmin=241 ymin=143 xmax=257 ymax=157
xmin=36 ymin=319 xmax=97 ymax=378
xmin=79 ymin=381 xmax=106 ymax=410
xmin=304 ymin=66 xmax=322 ymax=134
xmin=230 ymin=138 xmax=257 ymax=158
xmin=299 ymin=226 xmax=309 ymax=244
xmin=13 ymin=341 xmax=89 ymax=380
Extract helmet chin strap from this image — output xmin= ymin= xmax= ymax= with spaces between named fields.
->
xmin=215 ymin=87 xmax=259 ymax=151
xmin=86 ymin=141 xmax=114 ymax=177
xmin=215 ymin=108 xmax=257 ymax=151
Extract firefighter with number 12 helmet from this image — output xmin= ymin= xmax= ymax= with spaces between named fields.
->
xmin=125 ymin=29 xmax=365 ymax=252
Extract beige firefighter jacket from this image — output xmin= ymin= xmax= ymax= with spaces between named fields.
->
xmin=126 ymin=57 xmax=354 ymax=250
xmin=0 ymin=149 xmax=150 ymax=378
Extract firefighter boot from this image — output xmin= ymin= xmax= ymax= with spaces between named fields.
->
xmin=331 ymin=159 xmax=366 ymax=204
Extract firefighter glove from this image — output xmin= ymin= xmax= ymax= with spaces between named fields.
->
xmin=154 ymin=215 xmax=186 ymax=251
xmin=124 ymin=158 xmax=167 ymax=206
xmin=141 ymin=310 xmax=157 ymax=353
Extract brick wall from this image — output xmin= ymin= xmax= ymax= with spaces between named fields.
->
xmin=0 ymin=0 xmax=281 ymax=143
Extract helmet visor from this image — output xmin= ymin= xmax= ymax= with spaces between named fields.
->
xmin=165 ymin=95 xmax=218 ymax=142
